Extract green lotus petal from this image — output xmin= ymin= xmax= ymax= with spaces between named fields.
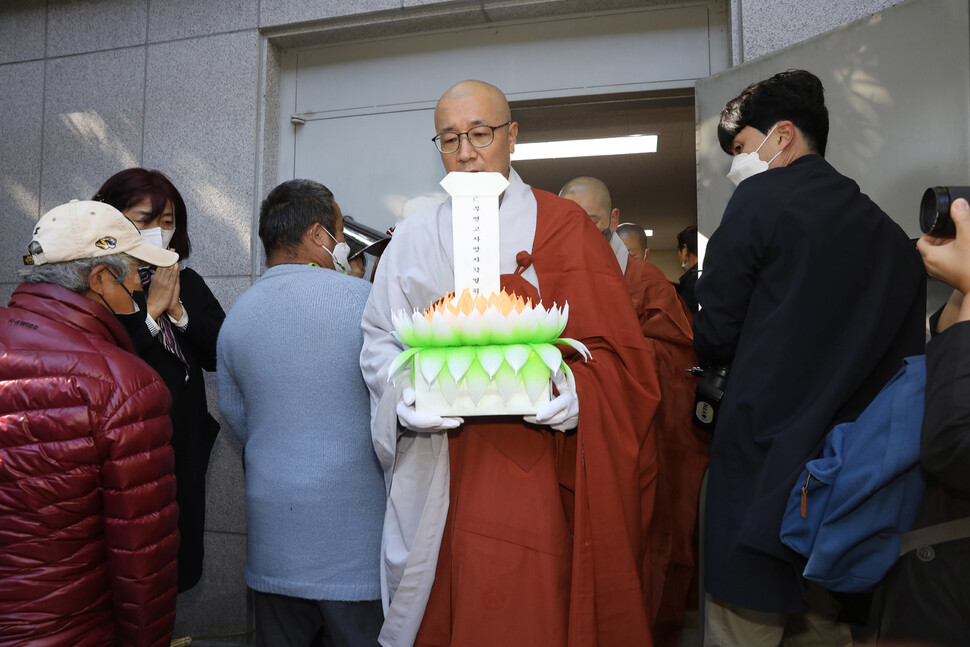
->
xmin=495 ymin=361 xmax=519 ymax=403
xmin=533 ymin=343 xmax=563 ymax=373
xmin=388 ymin=347 xmax=418 ymax=383
xmin=437 ymin=365 xmax=460 ymax=405
xmin=503 ymin=344 xmax=531 ymax=374
xmin=464 ymin=360 xmax=490 ymax=405
xmin=418 ymin=347 xmax=447 ymax=385
xmin=447 ymin=346 xmax=476 ymax=382
xmin=521 ymin=353 xmax=552 ymax=403
xmin=412 ymin=314 xmax=433 ymax=346
xmin=477 ymin=345 xmax=505 ymax=378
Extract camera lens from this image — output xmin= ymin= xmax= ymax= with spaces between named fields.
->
xmin=920 ymin=186 xmax=970 ymax=236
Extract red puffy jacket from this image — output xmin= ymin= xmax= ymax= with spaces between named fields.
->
xmin=0 ymin=282 xmax=179 ymax=646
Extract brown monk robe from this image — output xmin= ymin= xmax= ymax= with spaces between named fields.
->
xmin=623 ymin=255 xmax=710 ymax=647
xmin=415 ymin=190 xmax=661 ymax=647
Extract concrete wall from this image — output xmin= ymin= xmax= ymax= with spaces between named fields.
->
xmin=0 ymin=0 xmax=914 ymax=642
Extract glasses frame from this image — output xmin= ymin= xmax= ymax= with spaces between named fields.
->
xmin=431 ymin=121 xmax=512 ymax=154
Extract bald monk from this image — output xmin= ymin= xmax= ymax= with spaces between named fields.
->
xmin=361 ymin=81 xmax=661 ymax=647
xmin=617 ymin=222 xmax=651 ymax=261
xmin=560 ymin=177 xmax=710 ymax=647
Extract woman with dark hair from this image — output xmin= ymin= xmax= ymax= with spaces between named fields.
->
xmin=95 ymin=167 xmax=226 ymax=593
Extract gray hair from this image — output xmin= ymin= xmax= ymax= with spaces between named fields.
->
xmin=19 ymin=253 xmax=135 ymax=294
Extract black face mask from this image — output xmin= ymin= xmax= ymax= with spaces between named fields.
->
xmin=100 ymin=268 xmax=144 ymax=317
xmin=601 ymin=227 xmax=613 ymax=242
xmin=130 ymin=288 xmax=147 ymax=314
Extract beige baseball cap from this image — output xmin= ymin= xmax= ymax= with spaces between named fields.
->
xmin=23 ymin=200 xmax=179 ymax=268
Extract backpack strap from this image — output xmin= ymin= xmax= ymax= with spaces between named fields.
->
xmin=899 ymin=516 xmax=970 ymax=556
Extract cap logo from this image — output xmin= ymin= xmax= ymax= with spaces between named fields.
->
xmin=95 ymin=236 xmax=118 ymax=250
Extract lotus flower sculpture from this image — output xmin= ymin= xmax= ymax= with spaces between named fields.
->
xmin=389 ymin=289 xmax=590 ymax=415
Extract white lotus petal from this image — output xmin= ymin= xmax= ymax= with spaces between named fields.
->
xmin=395 ymin=313 xmax=417 ymax=347
xmin=495 ymin=362 xmax=519 ymax=403
xmin=489 ymin=310 xmax=514 ymax=345
xmin=533 ymin=343 xmax=563 ymax=373
xmin=464 ymin=361 xmax=490 ymax=405
xmin=387 ymin=348 xmax=418 ymax=383
xmin=557 ymin=302 xmax=569 ymax=336
xmin=521 ymin=353 xmax=552 ymax=403
xmin=515 ymin=306 xmax=539 ymax=342
xmin=460 ymin=311 xmax=486 ymax=345
xmin=477 ymin=345 xmax=505 ymax=378
xmin=418 ymin=348 xmax=446 ymax=385
xmin=503 ymin=344 xmax=531 ymax=374
xmin=431 ymin=311 xmax=457 ymax=346
xmin=560 ymin=361 xmax=577 ymax=393
xmin=412 ymin=313 xmax=433 ymax=346
xmin=556 ymin=337 xmax=591 ymax=361
xmin=536 ymin=306 xmax=559 ymax=341
xmin=447 ymin=346 xmax=476 ymax=382
xmin=437 ymin=366 xmax=460 ymax=405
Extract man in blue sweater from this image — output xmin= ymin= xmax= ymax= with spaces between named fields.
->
xmin=217 ymin=179 xmax=385 ymax=647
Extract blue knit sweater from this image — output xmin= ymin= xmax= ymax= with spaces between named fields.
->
xmin=217 ymin=264 xmax=384 ymax=601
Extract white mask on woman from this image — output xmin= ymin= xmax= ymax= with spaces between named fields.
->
xmin=140 ymin=226 xmax=176 ymax=250
xmin=726 ymin=124 xmax=783 ymax=187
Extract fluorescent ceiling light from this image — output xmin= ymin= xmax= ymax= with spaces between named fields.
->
xmin=643 ymin=229 xmax=653 ymax=237
xmin=511 ymin=134 xmax=658 ymax=161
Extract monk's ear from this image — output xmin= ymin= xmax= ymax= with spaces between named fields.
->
xmin=507 ymin=121 xmax=518 ymax=153
xmin=610 ymin=208 xmax=620 ymax=232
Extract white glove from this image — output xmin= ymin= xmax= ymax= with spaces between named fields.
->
xmin=524 ymin=369 xmax=579 ymax=432
xmin=396 ymin=387 xmax=464 ymax=432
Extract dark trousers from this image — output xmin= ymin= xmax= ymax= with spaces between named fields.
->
xmin=253 ymin=590 xmax=383 ymax=647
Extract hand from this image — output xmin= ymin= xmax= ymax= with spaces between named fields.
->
xmin=146 ymin=263 xmax=179 ymax=321
xmin=524 ymin=369 xmax=579 ymax=432
xmin=396 ymin=387 xmax=464 ymax=432
xmin=918 ymin=198 xmax=970 ymax=294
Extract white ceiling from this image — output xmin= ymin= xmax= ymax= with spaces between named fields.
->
xmin=511 ymin=89 xmax=697 ymax=252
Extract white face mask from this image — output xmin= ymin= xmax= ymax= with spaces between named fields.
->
xmin=321 ymin=226 xmax=351 ymax=274
xmin=726 ymin=124 xmax=783 ymax=187
xmin=140 ymin=226 xmax=176 ymax=250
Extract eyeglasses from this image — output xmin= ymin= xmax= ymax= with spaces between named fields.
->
xmin=431 ymin=121 xmax=512 ymax=154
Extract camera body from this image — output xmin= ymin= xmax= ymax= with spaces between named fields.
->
xmin=690 ymin=365 xmax=730 ymax=432
xmin=920 ymin=186 xmax=970 ymax=236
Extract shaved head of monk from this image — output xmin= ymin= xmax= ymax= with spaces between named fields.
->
xmin=433 ymin=80 xmax=518 ymax=178
xmin=559 ymin=176 xmax=619 ymax=235
xmin=616 ymin=223 xmax=650 ymax=260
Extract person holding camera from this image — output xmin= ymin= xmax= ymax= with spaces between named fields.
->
xmin=693 ymin=69 xmax=926 ymax=645
xmin=876 ymin=197 xmax=970 ymax=645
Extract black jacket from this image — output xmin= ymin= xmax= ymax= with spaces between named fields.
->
xmin=677 ymin=263 xmax=699 ymax=313
xmin=694 ymin=154 xmax=925 ymax=613
xmin=879 ymin=319 xmax=970 ymax=645
xmin=118 ymin=266 xmax=225 ymax=592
